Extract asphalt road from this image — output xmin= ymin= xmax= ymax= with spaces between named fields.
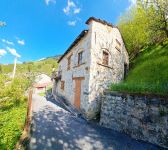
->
xmin=28 ymin=93 xmax=163 ymax=150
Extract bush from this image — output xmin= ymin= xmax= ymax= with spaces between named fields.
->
xmin=0 ymin=75 xmax=30 ymax=150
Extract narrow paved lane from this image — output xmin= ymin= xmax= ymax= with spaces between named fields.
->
xmin=29 ymin=93 xmax=163 ymax=150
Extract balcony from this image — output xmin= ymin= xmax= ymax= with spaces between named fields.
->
xmin=51 ymin=71 xmax=62 ymax=81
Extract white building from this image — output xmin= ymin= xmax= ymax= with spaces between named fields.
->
xmin=53 ymin=17 xmax=129 ymax=119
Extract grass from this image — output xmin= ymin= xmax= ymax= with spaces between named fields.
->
xmin=0 ymin=75 xmax=30 ymax=150
xmin=0 ymin=101 xmax=27 ymax=150
xmin=38 ymin=92 xmax=45 ymax=96
xmin=38 ymin=86 xmax=52 ymax=96
xmin=111 ymin=42 xmax=168 ymax=95
xmin=1 ymin=57 xmax=58 ymax=76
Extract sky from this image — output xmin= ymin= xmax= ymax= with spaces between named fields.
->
xmin=0 ymin=0 xmax=135 ymax=64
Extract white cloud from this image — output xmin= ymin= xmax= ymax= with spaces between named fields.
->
xmin=6 ymin=47 xmax=21 ymax=58
xmin=17 ymin=40 xmax=25 ymax=45
xmin=63 ymin=0 xmax=75 ymax=15
xmin=2 ymin=39 xmax=14 ymax=45
xmin=128 ymin=0 xmax=136 ymax=6
xmin=45 ymin=0 xmax=56 ymax=5
xmin=68 ymin=21 xmax=76 ymax=26
xmin=74 ymin=8 xmax=81 ymax=14
xmin=37 ymin=58 xmax=45 ymax=61
xmin=0 ymin=49 xmax=7 ymax=56
xmin=63 ymin=0 xmax=81 ymax=15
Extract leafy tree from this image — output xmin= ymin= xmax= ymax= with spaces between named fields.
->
xmin=37 ymin=64 xmax=42 ymax=69
xmin=0 ymin=65 xmax=3 ymax=74
xmin=27 ymin=64 xmax=32 ymax=72
xmin=118 ymin=0 xmax=168 ymax=59
xmin=118 ymin=5 xmax=150 ymax=59
xmin=144 ymin=0 xmax=168 ymax=41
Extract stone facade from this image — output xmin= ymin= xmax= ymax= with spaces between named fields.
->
xmin=100 ymin=91 xmax=168 ymax=148
xmin=53 ymin=17 xmax=129 ymax=119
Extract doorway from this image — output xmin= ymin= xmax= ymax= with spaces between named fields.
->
xmin=73 ymin=77 xmax=85 ymax=109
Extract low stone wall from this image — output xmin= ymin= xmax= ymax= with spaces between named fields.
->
xmin=100 ymin=91 xmax=168 ymax=148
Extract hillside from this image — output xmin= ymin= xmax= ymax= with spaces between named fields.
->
xmin=1 ymin=55 xmax=60 ymax=76
xmin=111 ymin=42 xmax=168 ymax=95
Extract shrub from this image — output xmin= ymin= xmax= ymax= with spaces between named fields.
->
xmin=0 ymin=75 xmax=30 ymax=150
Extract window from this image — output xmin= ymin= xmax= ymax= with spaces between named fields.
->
xmin=124 ymin=63 xmax=128 ymax=79
xmin=116 ymin=39 xmax=121 ymax=52
xmin=116 ymin=39 xmax=121 ymax=47
xmin=115 ymin=46 xmax=121 ymax=52
xmin=67 ymin=55 xmax=71 ymax=70
xmin=102 ymin=51 xmax=109 ymax=66
xmin=61 ymin=81 xmax=65 ymax=90
xmin=78 ymin=51 xmax=83 ymax=65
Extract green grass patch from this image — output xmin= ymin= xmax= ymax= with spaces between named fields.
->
xmin=111 ymin=42 xmax=168 ymax=95
xmin=0 ymin=101 xmax=27 ymax=150
xmin=38 ymin=92 xmax=45 ymax=96
xmin=38 ymin=86 xmax=52 ymax=96
xmin=1 ymin=57 xmax=58 ymax=76
xmin=0 ymin=75 xmax=30 ymax=150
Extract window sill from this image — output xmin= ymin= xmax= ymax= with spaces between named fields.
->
xmin=97 ymin=62 xmax=113 ymax=69
xmin=73 ymin=62 xmax=86 ymax=68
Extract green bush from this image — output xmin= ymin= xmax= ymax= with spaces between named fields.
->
xmin=0 ymin=75 xmax=30 ymax=150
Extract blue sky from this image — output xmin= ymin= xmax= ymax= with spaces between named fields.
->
xmin=0 ymin=0 xmax=134 ymax=64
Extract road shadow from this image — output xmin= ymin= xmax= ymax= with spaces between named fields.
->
xmin=28 ymin=100 xmax=164 ymax=150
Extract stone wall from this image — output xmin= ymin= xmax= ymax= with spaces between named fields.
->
xmin=100 ymin=91 xmax=168 ymax=148
xmin=86 ymin=21 xmax=129 ymax=119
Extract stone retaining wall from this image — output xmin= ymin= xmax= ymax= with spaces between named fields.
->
xmin=100 ymin=91 xmax=168 ymax=148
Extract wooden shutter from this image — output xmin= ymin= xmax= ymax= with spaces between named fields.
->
xmin=61 ymin=81 xmax=65 ymax=90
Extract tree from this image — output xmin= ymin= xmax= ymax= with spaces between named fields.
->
xmin=144 ymin=0 xmax=168 ymax=38
xmin=0 ymin=65 xmax=3 ymax=74
xmin=118 ymin=4 xmax=150 ymax=59
xmin=118 ymin=0 xmax=168 ymax=59
xmin=27 ymin=64 xmax=32 ymax=73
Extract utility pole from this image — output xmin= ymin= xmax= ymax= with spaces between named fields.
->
xmin=12 ymin=57 xmax=17 ymax=79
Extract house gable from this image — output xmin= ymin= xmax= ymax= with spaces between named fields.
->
xmin=53 ymin=17 xmax=129 ymax=120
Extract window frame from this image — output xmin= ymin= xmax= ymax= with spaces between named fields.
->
xmin=67 ymin=55 xmax=72 ymax=70
xmin=78 ymin=51 xmax=83 ymax=65
xmin=61 ymin=81 xmax=65 ymax=91
xmin=116 ymin=39 xmax=121 ymax=52
xmin=102 ymin=51 xmax=109 ymax=66
xmin=116 ymin=39 xmax=121 ymax=47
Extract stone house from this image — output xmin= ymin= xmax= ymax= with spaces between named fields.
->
xmin=52 ymin=17 xmax=129 ymax=119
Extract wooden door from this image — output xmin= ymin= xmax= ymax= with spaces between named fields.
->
xmin=73 ymin=77 xmax=85 ymax=109
xmin=74 ymin=79 xmax=81 ymax=109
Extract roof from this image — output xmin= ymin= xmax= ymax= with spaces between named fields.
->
xmin=57 ymin=17 xmax=127 ymax=63
xmin=33 ymin=82 xmax=51 ymax=88
xmin=86 ymin=17 xmax=114 ymax=28
xmin=86 ymin=17 xmax=129 ymax=55
xmin=58 ymin=30 xmax=88 ymax=63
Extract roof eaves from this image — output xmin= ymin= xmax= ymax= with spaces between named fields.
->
xmin=58 ymin=30 xmax=88 ymax=63
xmin=85 ymin=17 xmax=114 ymax=28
